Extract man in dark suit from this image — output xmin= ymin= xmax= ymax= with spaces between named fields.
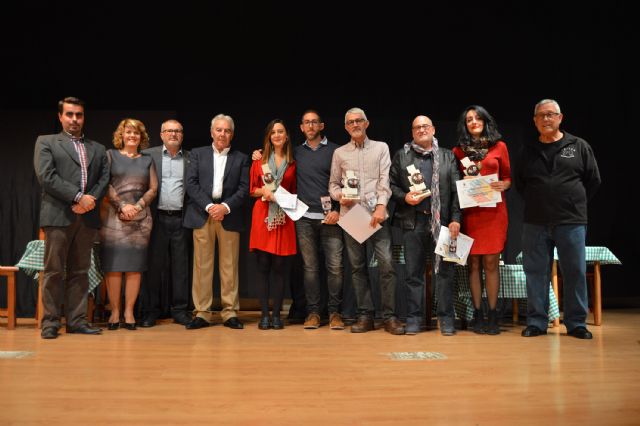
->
xmin=389 ymin=115 xmax=462 ymax=336
xmin=33 ymin=96 xmax=110 ymax=339
xmin=183 ymin=114 xmax=250 ymax=330
xmin=139 ymin=119 xmax=192 ymax=327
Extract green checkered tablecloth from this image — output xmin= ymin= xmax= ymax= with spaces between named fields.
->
xmin=453 ymin=264 xmax=560 ymax=321
xmin=15 ymin=240 xmax=103 ymax=293
xmin=515 ymin=246 xmax=621 ymax=265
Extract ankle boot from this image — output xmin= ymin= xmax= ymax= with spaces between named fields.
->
xmin=487 ymin=309 xmax=500 ymax=335
xmin=472 ymin=308 xmax=486 ymax=334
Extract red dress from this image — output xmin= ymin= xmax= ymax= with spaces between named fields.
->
xmin=453 ymin=141 xmax=511 ymax=255
xmin=249 ymin=159 xmax=297 ymax=256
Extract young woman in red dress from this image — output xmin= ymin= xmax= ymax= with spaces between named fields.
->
xmin=249 ymin=119 xmax=297 ymax=330
xmin=453 ymin=106 xmax=511 ymax=335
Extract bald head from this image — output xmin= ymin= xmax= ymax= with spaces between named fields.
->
xmin=412 ymin=115 xmax=436 ymax=148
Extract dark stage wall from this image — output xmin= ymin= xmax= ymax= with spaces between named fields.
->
xmin=0 ymin=2 xmax=633 ymax=315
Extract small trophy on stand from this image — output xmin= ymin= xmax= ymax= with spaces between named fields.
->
xmin=460 ymin=157 xmax=481 ymax=176
xmin=261 ymin=164 xmax=276 ymax=201
xmin=320 ymin=195 xmax=332 ymax=223
xmin=342 ymin=170 xmax=360 ymax=200
xmin=406 ymin=165 xmax=431 ymax=201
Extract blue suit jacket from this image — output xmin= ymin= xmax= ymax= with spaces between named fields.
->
xmin=183 ymin=145 xmax=250 ymax=232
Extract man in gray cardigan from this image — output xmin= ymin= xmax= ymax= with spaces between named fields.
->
xmin=33 ymin=96 xmax=109 ymax=339
xmin=390 ymin=115 xmax=462 ymax=335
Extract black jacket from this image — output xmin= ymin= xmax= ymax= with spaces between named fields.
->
xmin=389 ymin=143 xmax=462 ymax=230
xmin=515 ymin=131 xmax=600 ymax=225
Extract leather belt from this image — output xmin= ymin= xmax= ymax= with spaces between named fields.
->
xmin=158 ymin=209 xmax=182 ymax=216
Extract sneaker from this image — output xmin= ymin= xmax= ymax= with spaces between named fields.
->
xmin=303 ymin=313 xmax=321 ymax=329
xmin=329 ymin=312 xmax=345 ymax=330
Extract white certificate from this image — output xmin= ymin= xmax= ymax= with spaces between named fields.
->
xmin=455 ymin=173 xmax=501 ymax=209
xmin=274 ymin=186 xmax=308 ymax=221
xmin=337 ymin=203 xmax=382 ymax=244
xmin=274 ymin=186 xmax=297 ymax=209
xmin=434 ymin=226 xmax=474 ymax=266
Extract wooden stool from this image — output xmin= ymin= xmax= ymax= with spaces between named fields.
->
xmin=0 ymin=266 xmax=18 ymax=329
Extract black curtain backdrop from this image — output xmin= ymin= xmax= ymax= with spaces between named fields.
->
xmin=1 ymin=2 xmax=634 ymax=316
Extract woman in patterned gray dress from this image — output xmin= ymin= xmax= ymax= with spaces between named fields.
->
xmin=100 ymin=118 xmax=157 ymax=330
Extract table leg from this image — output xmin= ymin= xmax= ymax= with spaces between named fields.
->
xmin=0 ymin=267 xmax=17 ymax=329
xmin=512 ymin=299 xmax=518 ymax=324
xmin=36 ymin=274 xmax=44 ymax=330
xmin=551 ymin=260 xmax=560 ymax=327
xmin=594 ymin=262 xmax=602 ymax=326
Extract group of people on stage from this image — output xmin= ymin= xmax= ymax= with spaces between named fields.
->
xmin=34 ymin=96 xmax=600 ymax=341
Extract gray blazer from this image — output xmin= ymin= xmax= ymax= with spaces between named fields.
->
xmin=34 ymin=132 xmax=109 ymax=229
xmin=142 ymin=145 xmax=190 ymax=218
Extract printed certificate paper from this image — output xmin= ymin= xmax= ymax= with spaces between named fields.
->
xmin=455 ymin=173 xmax=501 ymax=209
xmin=434 ymin=226 xmax=474 ymax=265
xmin=337 ymin=203 xmax=382 ymax=244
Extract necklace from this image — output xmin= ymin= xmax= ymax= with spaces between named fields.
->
xmin=120 ymin=150 xmax=138 ymax=158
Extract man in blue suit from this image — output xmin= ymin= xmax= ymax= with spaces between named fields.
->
xmin=183 ymin=114 xmax=250 ymax=329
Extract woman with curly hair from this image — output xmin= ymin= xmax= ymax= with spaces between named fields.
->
xmin=453 ymin=106 xmax=511 ymax=335
xmin=100 ymin=118 xmax=158 ymax=330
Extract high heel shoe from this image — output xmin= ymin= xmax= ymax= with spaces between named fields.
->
xmin=107 ymin=322 xmax=120 ymax=330
xmin=123 ymin=322 xmax=137 ymax=330
xmin=258 ymin=316 xmax=271 ymax=330
xmin=272 ymin=316 xmax=284 ymax=330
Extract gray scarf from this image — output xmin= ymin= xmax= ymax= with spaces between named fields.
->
xmin=408 ymin=138 xmax=442 ymax=272
xmin=265 ymin=152 xmax=288 ymax=231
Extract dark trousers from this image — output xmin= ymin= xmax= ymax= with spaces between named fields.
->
xmin=402 ymin=213 xmax=455 ymax=325
xmin=295 ymin=217 xmax=344 ymax=315
xmin=344 ymin=223 xmax=396 ymax=320
xmin=522 ymin=223 xmax=588 ymax=331
xmin=42 ymin=216 xmax=97 ymax=329
xmin=141 ymin=212 xmax=191 ymax=318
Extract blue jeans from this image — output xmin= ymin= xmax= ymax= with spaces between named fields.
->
xmin=402 ymin=213 xmax=455 ymax=326
xmin=344 ymin=223 xmax=396 ymax=319
xmin=295 ymin=217 xmax=344 ymax=315
xmin=522 ymin=223 xmax=588 ymax=331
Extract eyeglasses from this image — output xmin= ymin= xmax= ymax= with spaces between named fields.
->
xmin=535 ymin=112 xmax=560 ymax=120
xmin=345 ymin=118 xmax=366 ymax=126
xmin=412 ymin=124 xmax=433 ymax=131
xmin=162 ymin=129 xmax=183 ymax=134
xmin=302 ymin=120 xmax=321 ymax=126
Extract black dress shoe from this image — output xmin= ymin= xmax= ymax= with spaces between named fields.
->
xmin=140 ymin=314 xmax=158 ymax=328
xmin=568 ymin=326 xmax=593 ymax=339
xmin=41 ymin=326 xmax=59 ymax=339
xmin=173 ymin=312 xmax=193 ymax=325
xmin=223 ymin=317 xmax=244 ymax=329
xmin=123 ymin=322 xmax=137 ymax=330
xmin=66 ymin=324 xmax=102 ymax=335
xmin=258 ymin=316 xmax=271 ymax=330
xmin=521 ymin=325 xmax=547 ymax=337
xmin=107 ymin=322 xmax=120 ymax=331
xmin=185 ymin=317 xmax=210 ymax=330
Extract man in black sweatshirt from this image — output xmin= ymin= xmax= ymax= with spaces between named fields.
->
xmin=516 ymin=99 xmax=601 ymax=339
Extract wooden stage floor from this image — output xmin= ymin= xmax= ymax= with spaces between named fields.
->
xmin=1 ymin=309 xmax=639 ymax=425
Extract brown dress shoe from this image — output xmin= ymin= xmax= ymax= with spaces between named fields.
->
xmin=384 ymin=317 xmax=405 ymax=335
xmin=350 ymin=315 xmax=374 ymax=333
xmin=303 ymin=313 xmax=321 ymax=329
xmin=329 ymin=312 xmax=345 ymax=330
